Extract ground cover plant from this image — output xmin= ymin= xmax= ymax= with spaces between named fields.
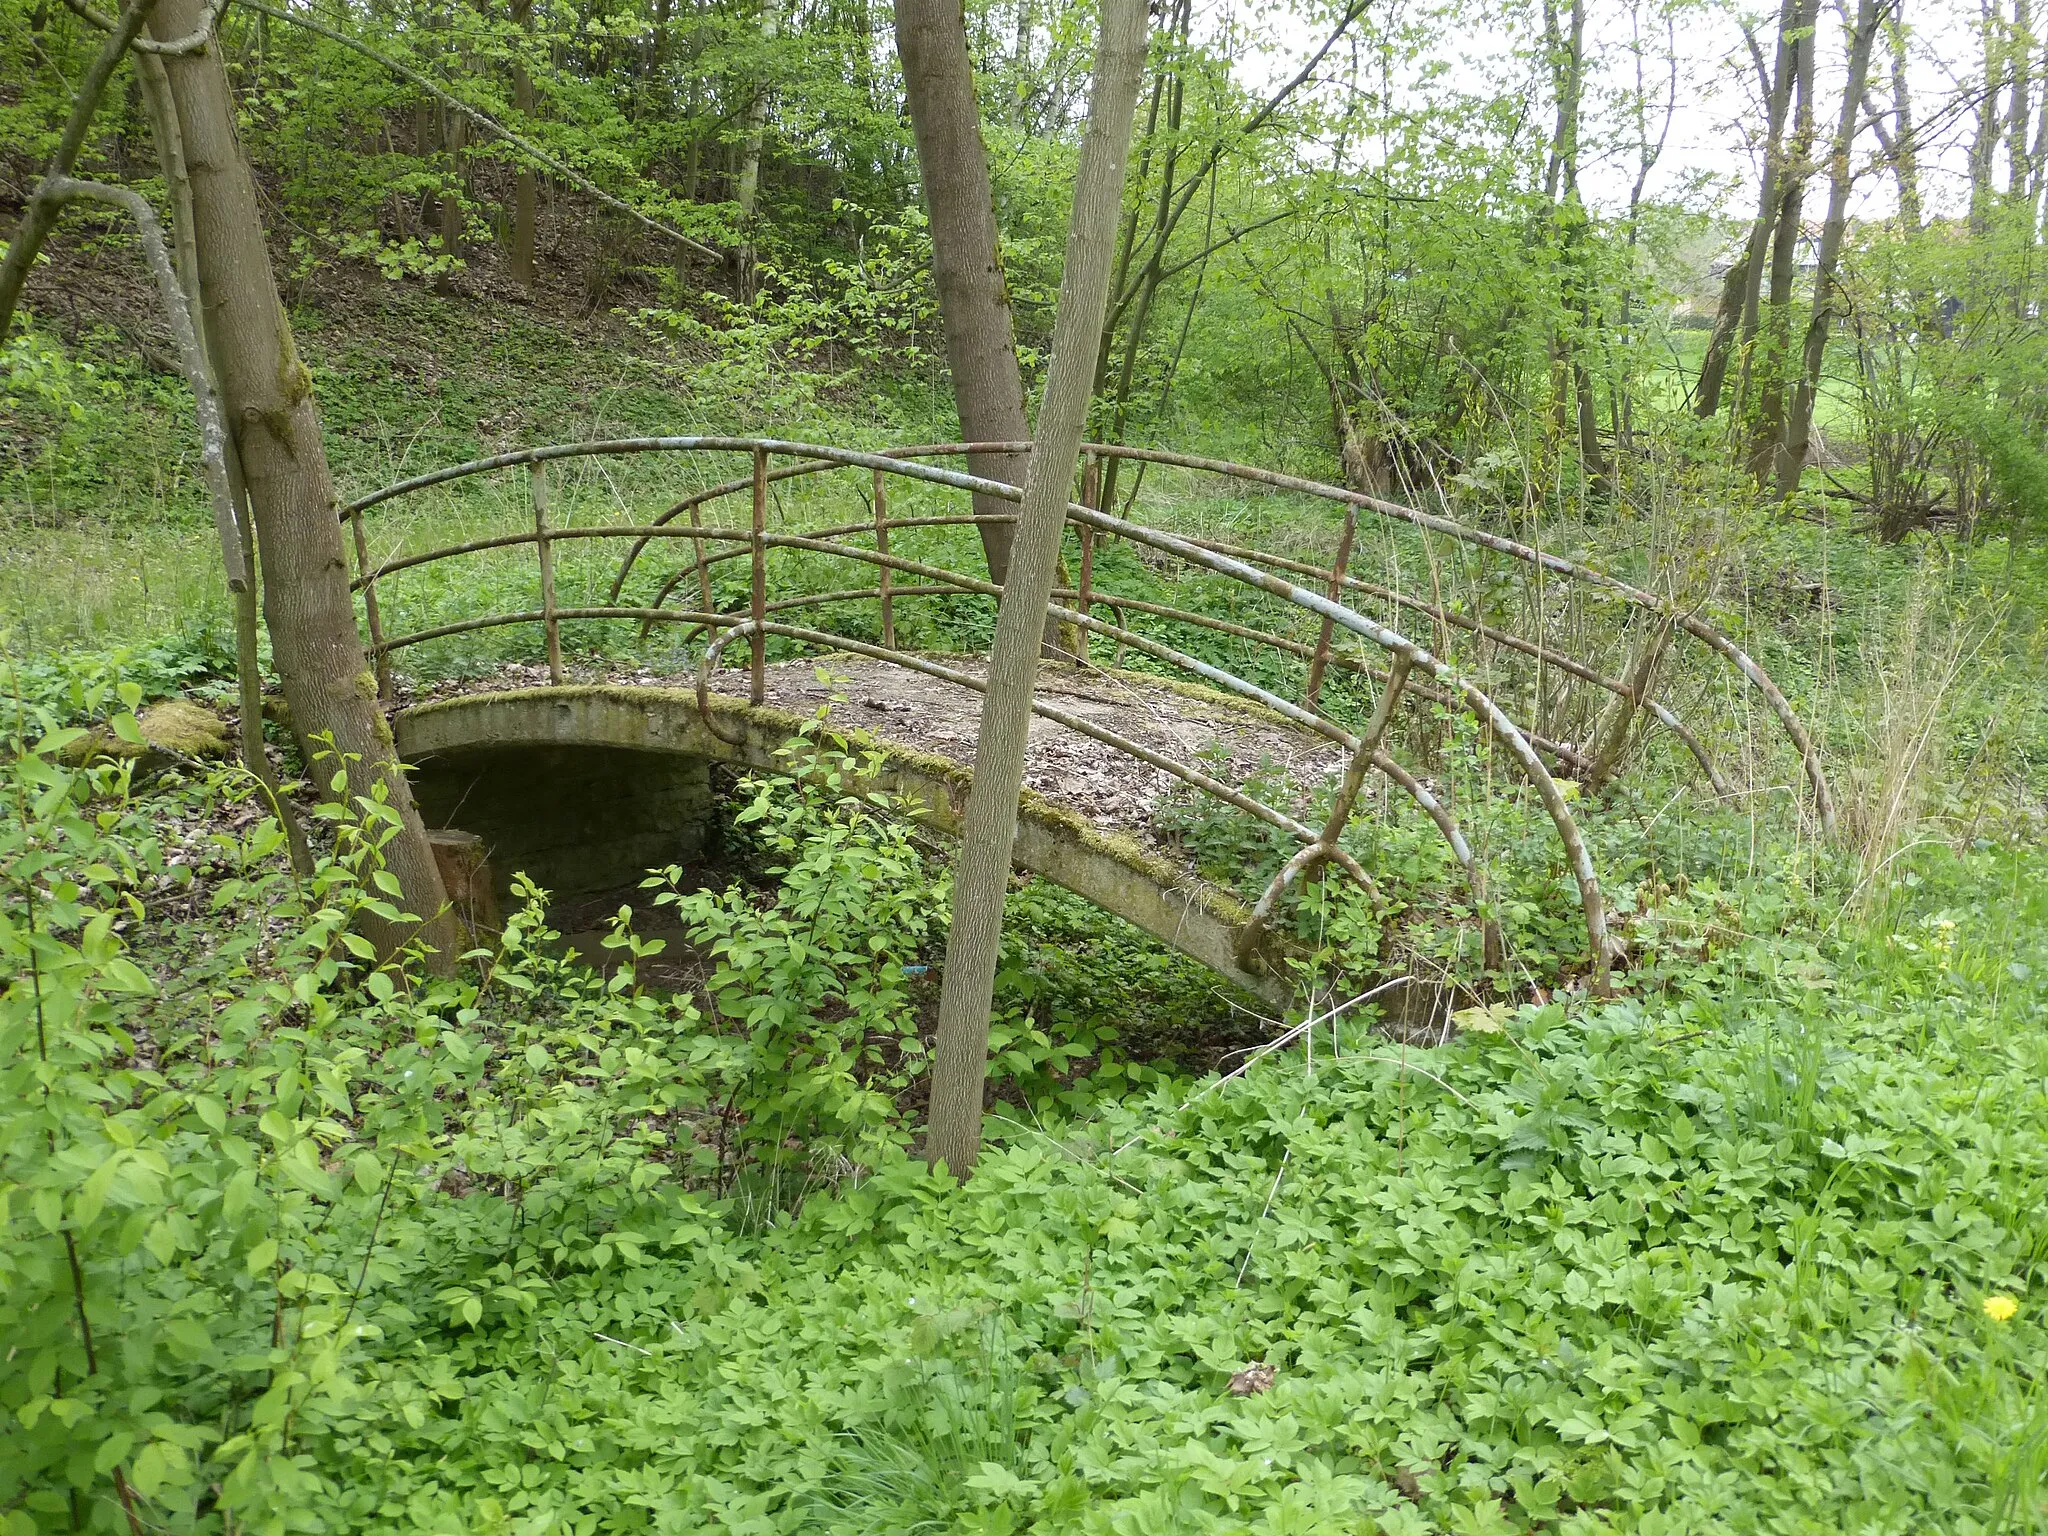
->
xmin=4 ymin=641 xmax=2046 ymax=1533
xmin=9 ymin=0 xmax=2048 ymax=1520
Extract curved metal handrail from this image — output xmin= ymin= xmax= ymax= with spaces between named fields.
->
xmin=338 ymin=434 xmax=1833 ymax=989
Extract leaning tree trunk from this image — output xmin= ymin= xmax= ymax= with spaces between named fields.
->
xmin=1777 ymin=0 xmax=1880 ymax=494
xmin=149 ymin=0 xmax=457 ymax=963
xmin=893 ymin=0 xmax=1031 ymax=585
xmin=925 ymin=0 xmax=1149 ymax=1177
xmin=1697 ymin=0 xmax=1805 ymax=419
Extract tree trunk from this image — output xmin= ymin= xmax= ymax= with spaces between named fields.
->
xmin=893 ymin=0 xmax=1030 ymax=584
xmin=1778 ymin=0 xmax=1880 ymax=495
xmin=1884 ymin=14 xmax=1923 ymax=227
xmin=2010 ymin=0 xmax=2035 ymax=195
xmin=925 ymin=0 xmax=1148 ymax=1178
xmin=508 ymin=0 xmax=538 ymax=286
xmin=1693 ymin=249 xmax=1749 ymax=417
xmin=149 ymin=0 xmax=457 ymax=965
xmin=1971 ymin=0 xmax=1999 ymax=231
xmin=1543 ymin=0 xmax=1605 ymax=485
xmin=1697 ymin=0 xmax=1802 ymax=417
xmin=1745 ymin=0 xmax=1817 ymax=476
xmin=440 ymin=101 xmax=467 ymax=258
xmin=735 ymin=0 xmax=780 ymax=300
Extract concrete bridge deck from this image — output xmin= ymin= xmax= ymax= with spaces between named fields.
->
xmin=395 ymin=659 xmax=1365 ymax=1005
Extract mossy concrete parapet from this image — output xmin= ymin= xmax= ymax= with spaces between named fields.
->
xmin=395 ymin=685 xmax=1292 ymax=1005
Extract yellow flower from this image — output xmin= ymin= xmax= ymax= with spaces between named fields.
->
xmin=1984 ymin=1294 xmax=2019 ymax=1323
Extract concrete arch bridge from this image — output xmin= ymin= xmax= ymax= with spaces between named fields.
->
xmin=345 ymin=438 xmax=1833 ymax=1006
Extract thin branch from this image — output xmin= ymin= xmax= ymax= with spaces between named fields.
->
xmin=58 ymin=0 xmax=229 ymax=53
xmin=1150 ymin=202 xmax=1298 ymax=286
xmin=42 ymin=177 xmax=248 ymax=589
xmin=0 ymin=0 xmax=162 ymax=341
xmin=235 ymin=0 xmax=722 ymax=262
xmin=1115 ymin=0 xmax=1373 ymax=316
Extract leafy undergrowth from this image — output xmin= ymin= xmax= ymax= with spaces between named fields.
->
xmin=316 ymin=859 xmax=2048 ymax=1536
xmin=5 ymin=672 xmax=2048 ymax=1534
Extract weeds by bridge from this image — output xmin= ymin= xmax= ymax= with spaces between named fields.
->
xmin=348 ymin=438 xmax=1834 ymax=999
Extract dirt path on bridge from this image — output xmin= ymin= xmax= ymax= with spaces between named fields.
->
xmin=406 ymin=654 xmax=1357 ymax=854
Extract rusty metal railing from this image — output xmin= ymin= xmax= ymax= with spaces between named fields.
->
xmin=339 ymin=436 xmax=1839 ymax=991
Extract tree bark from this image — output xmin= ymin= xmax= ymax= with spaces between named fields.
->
xmin=893 ymin=0 xmax=1030 ymax=583
xmin=508 ymin=0 xmax=538 ymax=285
xmin=1543 ymin=0 xmax=1605 ymax=484
xmin=734 ymin=0 xmax=780 ymax=300
xmin=1693 ymin=248 xmax=1749 ymax=418
xmin=1778 ymin=0 xmax=1880 ymax=494
xmin=1745 ymin=0 xmax=1818 ymax=476
xmin=1970 ymin=0 xmax=1999 ymax=231
xmin=440 ymin=100 xmax=468 ymax=258
xmin=2009 ymin=0 xmax=2035 ymax=195
xmin=149 ymin=0 xmax=457 ymax=964
xmin=1883 ymin=14 xmax=1923 ymax=226
xmin=1696 ymin=0 xmax=1804 ymax=418
xmin=925 ymin=0 xmax=1148 ymax=1178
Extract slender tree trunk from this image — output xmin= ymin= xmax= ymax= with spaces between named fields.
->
xmin=1885 ymin=15 xmax=1924 ymax=226
xmin=734 ymin=0 xmax=780 ymax=300
xmin=440 ymin=101 xmax=467 ymax=257
xmin=1694 ymin=249 xmax=1750 ymax=417
xmin=893 ymin=0 xmax=1030 ymax=583
xmin=1697 ymin=0 xmax=1802 ymax=417
xmin=1544 ymin=0 xmax=1605 ymax=484
xmin=1971 ymin=0 xmax=2000 ymax=231
xmin=508 ymin=0 xmax=538 ymax=285
xmin=1094 ymin=0 xmax=1192 ymax=514
xmin=2031 ymin=34 xmax=2048 ymax=210
xmin=1618 ymin=7 xmax=1676 ymax=449
xmin=1778 ymin=0 xmax=1880 ymax=494
xmin=149 ymin=0 xmax=457 ymax=964
xmin=2010 ymin=0 xmax=2035 ymax=195
xmin=1745 ymin=0 xmax=1817 ymax=476
xmin=137 ymin=51 xmax=315 ymax=873
xmin=925 ymin=0 xmax=1148 ymax=1178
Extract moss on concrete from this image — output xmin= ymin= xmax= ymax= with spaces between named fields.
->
xmin=395 ymin=681 xmax=1294 ymax=1000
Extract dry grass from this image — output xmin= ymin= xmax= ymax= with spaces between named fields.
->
xmin=1837 ymin=561 xmax=1999 ymax=890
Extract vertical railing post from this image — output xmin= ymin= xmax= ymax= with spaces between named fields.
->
xmin=688 ymin=503 xmax=714 ymax=615
xmin=1076 ymin=452 xmax=1099 ymax=666
xmin=532 ymin=461 xmax=563 ymax=685
xmin=1303 ymin=506 xmax=1357 ymax=709
xmin=750 ymin=446 xmax=768 ymax=705
xmin=873 ymin=465 xmax=894 ymax=650
xmin=348 ymin=509 xmax=393 ymax=702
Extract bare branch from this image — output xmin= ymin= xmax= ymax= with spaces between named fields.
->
xmin=0 ymin=0 xmax=161 ymax=341
xmin=41 ymin=177 xmax=248 ymax=590
xmin=235 ymin=0 xmax=723 ymax=263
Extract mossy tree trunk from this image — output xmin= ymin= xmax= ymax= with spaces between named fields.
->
xmin=150 ymin=0 xmax=457 ymax=964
